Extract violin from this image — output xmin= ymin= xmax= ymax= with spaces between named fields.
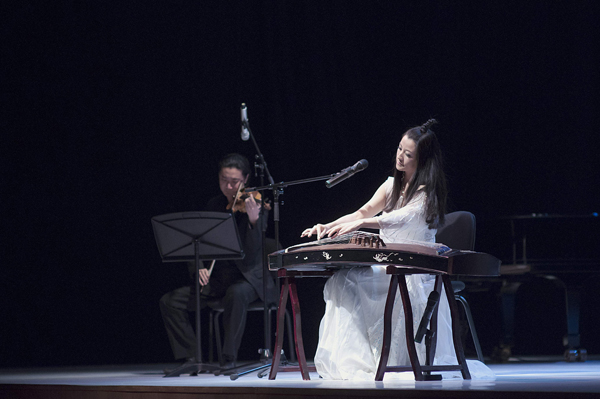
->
xmin=226 ymin=183 xmax=272 ymax=213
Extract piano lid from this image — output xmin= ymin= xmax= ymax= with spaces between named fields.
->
xmin=478 ymin=213 xmax=600 ymax=267
xmin=500 ymin=213 xmax=599 ymax=220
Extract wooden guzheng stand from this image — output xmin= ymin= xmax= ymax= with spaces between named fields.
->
xmin=267 ymin=232 xmax=500 ymax=381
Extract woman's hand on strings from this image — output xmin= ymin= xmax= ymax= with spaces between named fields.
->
xmin=301 ymin=223 xmax=329 ymax=240
xmin=325 ymin=220 xmax=363 ymax=238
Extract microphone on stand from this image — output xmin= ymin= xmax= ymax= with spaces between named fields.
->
xmin=241 ymin=103 xmax=250 ymax=141
xmin=326 ymin=159 xmax=368 ymax=188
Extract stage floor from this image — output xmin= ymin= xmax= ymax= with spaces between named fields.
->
xmin=2 ymin=357 xmax=600 ymax=399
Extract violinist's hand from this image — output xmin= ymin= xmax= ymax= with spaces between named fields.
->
xmin=301 ymin=223 xmax=329 ymax=240
xmin=245 ymin=193 xmax=261 ymax=226
xmin=199 ymin=268 xmax=210 ymax=286
xmin=326 ymin=220 xmax=363 ymax=238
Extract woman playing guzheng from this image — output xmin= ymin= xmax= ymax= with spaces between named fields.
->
xmin=301 ymin=119 xmax=494 ymax=380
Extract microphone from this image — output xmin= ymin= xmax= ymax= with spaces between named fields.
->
xmin=325 ymin=159 xmax=368 ymax=188
xmin=241 ymin=103 xmax=250 ymax=141
xmin=414 ymin=290 xmax=440 ymax=344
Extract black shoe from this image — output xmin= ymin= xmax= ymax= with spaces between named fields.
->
xmin=213 ymin=357 xmax=237 ymax=376
xmin=163 ymin=357 xmax=195 ymax=375
xmin=219 ymin=361 xmax=236 ymax=370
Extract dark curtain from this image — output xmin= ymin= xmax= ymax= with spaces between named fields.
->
xmin=2 ymin=1 xmax=598 ymax=366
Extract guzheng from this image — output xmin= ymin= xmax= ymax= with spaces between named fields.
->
xmin=269 ymin=232 xmax=500 ymax=276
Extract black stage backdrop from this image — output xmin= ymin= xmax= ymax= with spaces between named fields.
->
xmin=2 ymin=1 xmax=599 ymax=367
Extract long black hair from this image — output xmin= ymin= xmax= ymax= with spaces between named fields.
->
xmin=383 ymin=119 xmax=447 ymax=228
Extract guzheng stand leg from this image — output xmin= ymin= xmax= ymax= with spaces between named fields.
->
xmin=423 ymin=276 xmax=443 ymax=381
xmin=269 ymin=269 xmax=318 ymax=380
xmin=442 ymin=274 xmax=471 ymax=379
xmin=375 ymin=267 xmax=471 ymax=381
xmin=269 ymin=272 xmax=291 ymax=379
xmin=375 ymin=273 xmax=423 ymax=381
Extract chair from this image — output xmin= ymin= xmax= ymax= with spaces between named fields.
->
xmin=207 ymin=237 xmax=296 ymax=365
xmin=208 ymin=300 xmax=296 ymax=364
xmin=435 ymin=211 xmax=484 ymax=362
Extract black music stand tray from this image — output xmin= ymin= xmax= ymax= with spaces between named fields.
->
xmin=152 ymin=211 xmax=244 ymax=377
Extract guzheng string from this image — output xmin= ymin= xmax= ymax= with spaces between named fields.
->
xmin=289 ymin=231 xmax=381 ymax=251
xmin=290 ymin=230 xmax=453 ymax=256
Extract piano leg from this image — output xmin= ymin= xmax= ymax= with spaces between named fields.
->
xmin=494 ymin=279 xmax=522 ymax=362
xmin=498 ymin=275 xmax=587 ymax=363
xmin=563 ymin=280 xmax=581 ymax=350
xmin=564 ymin=286 xmax=587 ymax=361
xmin=543 ymin=275 xmax=587 ymax=362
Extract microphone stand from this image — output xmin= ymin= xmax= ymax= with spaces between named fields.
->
xmin=229 ymin=119 xmax=337 ymax=380
xmin=225 ymin=119 xmax=276 ymax=379
xmin=240 ymin=176 xmax=338 ymax=380
xmin=246 ymin=175 xmax=338 ymax=252
xmin=249 ymin=128 xmax=274 ymax=369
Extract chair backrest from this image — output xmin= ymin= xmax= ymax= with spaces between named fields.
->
xmin=435 ymin=211 xmax=476 ymax=251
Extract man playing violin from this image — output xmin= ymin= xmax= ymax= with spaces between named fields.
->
xmin=160 ymin=153 xmax=276 ymax=372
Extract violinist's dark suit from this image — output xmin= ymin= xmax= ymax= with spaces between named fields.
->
xmin=159 ymin=194 xmax=276 ymax=364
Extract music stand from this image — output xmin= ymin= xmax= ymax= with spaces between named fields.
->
xmin=152 ymin=211 xmax=244 ymax=377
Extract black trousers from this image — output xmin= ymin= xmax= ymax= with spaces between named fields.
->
xmin=159 ymin=280 xmax=259 ymax=361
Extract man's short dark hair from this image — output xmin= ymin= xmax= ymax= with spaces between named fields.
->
xmin=219 ymin=153 xmax=251 ymax=178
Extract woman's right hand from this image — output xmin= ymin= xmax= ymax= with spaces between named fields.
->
xmin=301 ymin=223 xmax=329 ymax=240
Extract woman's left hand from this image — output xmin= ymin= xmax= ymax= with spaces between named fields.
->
xmin=326 ymin=220 xmax=363 ymax=238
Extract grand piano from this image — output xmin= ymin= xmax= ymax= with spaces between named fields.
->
xmin=485 ymin=213 xmax=600 ymax=361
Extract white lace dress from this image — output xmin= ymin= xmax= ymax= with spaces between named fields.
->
xmin=314 ymin=177 xmax=494 ymax=380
